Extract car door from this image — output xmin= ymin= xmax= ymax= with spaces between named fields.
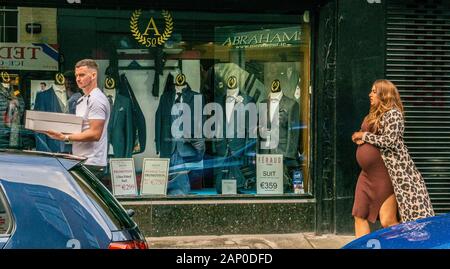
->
xmin=0 ymin=183 xmax=13 ymax=249
xmin=1 ymin=179 xmax=112 ymax=249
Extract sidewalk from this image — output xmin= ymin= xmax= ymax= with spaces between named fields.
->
xmin=146 ymin=233 xmax=355 ymax=249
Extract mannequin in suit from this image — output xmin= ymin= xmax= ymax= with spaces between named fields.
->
xmin=106 ymin=76 xmax=135 ymax=158
xmin=213 ymin=76 xmax=257 ymax=194
xmin=155 ymin=73 xmax=205 ymax=195
xmin=259 ymin=79 xmax=301 ymax=192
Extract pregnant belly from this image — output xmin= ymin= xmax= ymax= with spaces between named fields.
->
xmin=356 ymin=143 xmax=383 ymax=170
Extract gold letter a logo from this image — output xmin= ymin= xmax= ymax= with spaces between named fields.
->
xmin=142 ymin=17 xmax=161 ymax=36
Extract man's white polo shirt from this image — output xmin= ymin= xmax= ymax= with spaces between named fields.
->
xmin=73 ymin=88 xmax=110 ymax=166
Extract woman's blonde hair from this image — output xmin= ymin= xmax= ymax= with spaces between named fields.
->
xmin=365 ymin=79 xmax=404 ymax=133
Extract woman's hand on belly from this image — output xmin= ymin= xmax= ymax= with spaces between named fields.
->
xmin=352 ymin=131 xmax=365 ymax=144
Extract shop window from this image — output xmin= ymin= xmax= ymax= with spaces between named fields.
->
xmin=4 ymin=6 xmax=312 ymax=198
xmin=0 ymin=6 xmax=18 ymax=42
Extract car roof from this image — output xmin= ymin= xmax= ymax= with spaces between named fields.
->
xmin=0 ymin=149 xmax=86 ymax=198
xmin=0 ymin=149 xmax=85 ymax=170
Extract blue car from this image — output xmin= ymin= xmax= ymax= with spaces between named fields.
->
xmin=343 ymin=213 xmax=450 ymax=249
xmin=0 ymin=150 xmax=148 ymax=249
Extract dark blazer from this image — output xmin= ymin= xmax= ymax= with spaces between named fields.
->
xmin=155 ymin=85 xmax=205 ymax=162
xmin=108 ymin=93 xmax=134 ymax=158
xmin=212 ymin=92 xmax=256 ymax=157
xmin=119 ymin=74 xmax=146 ymax=154
xmin=34 ymin=87 xmax=65 ymax=153
xmin=259 ymin=94 xmax=300 ymax=159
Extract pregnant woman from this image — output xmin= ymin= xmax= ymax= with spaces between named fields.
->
xmin=352 ymin=118 xmax=398 ymax=238
xmin=351 ymin=80 xmax=399 ymax=238
xmin=351 ymin=79 xmax=434 ymax=238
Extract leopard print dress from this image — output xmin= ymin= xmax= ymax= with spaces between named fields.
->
xmin=362 ymin=109 xmax=435 ymax=222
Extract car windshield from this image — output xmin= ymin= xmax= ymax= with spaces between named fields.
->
xmin=69 ymin=164 xmax=135 ymax=231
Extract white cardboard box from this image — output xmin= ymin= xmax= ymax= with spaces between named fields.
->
xmin=25 ymin=110 xmax=83 ymax=134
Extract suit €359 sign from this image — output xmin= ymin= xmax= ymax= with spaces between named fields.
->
xmin=256 ymin=154 xmax=284 ymax=194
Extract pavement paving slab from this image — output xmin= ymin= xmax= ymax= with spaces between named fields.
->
xmin=146 ymin=233 xmax=356 ymax=249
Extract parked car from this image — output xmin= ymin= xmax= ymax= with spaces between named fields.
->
xmin=0 ymin=149 xmax=148 ymax=249
xmin=342 ymin=213 xmax=450 ymax=249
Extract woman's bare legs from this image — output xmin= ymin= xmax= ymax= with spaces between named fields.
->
xmin=379 ymin=194 xmax=399 ymax=228
xmin=354 ymin=216 xmax=370 ymax=238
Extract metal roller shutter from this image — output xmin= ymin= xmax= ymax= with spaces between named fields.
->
xmin=386 ymin=0 xmax=450 ymax=214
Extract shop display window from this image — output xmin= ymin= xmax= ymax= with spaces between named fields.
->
xmin=0 ymin=6 xmax=311 ymax=197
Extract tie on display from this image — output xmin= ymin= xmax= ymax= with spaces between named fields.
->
xmin=175 ymin=92 xmax=182 ymax=103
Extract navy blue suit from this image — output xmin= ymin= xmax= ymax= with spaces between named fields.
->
xmin=155 ymin=84 xmax=205 ymax=195
xmin=119 ymin=74 xmax=146 ymax=154
xmin=108 ymin=93 xmax=134 ymax=158
xmin=155 ymin=85 xmax=205 ymax=162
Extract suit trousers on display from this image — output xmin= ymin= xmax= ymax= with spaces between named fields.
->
xmin=167 ymin=152 xmax=191 ymax=195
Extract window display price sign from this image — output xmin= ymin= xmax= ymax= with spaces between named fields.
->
xmin=256 ymin=154 xmax=283 ymax=194
xmin=110 ymin=158 xmax=138 ymax=197
xmin=141 ymin=158 xmax=170 ymax=195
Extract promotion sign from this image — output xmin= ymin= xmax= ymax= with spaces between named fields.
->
xmin=0 ymin=43 xmax=59 ymax=71
xmin=140 ymin=158 xmax=170 ymax=195
xmin=110 ymin=158 xmax=138 ymax=196
xmin=256 ymin=154 xmax=283 ymax=194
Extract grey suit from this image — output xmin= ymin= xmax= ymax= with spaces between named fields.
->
xmin=259 ymin=94 xmax=301 ymax=159
xmin=212 ymin=92 xmax=257 ymax=193
xmin=212 ymin=93 xmax=257 ymax=158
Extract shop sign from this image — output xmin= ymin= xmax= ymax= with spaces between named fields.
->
xmin=221 ymin=26 xmax=302 ymax=49
xmin=0 ymin=43 xmax=59 ymax=71
xmin=256 ymin=154 xmax=283 ymax=194
xmin=130 ymin=9 xmax=173 ymax=47
xmin=140 ymin=158 xmax=170 ymax=195
xmin=110 ymin=158 xmax=138 ymax=196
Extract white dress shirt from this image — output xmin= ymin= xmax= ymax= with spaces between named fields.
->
xmin=225 ymin=88 xmax=239 ymax=124
xmin=269 ymin=91 xmax=283 ymax=121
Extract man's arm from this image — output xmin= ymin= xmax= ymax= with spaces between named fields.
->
xmin=45 ymin=119 xmax=105 ymax=142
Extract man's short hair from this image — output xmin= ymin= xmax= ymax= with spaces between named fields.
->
xmin=40 ymin=82 xmax=46 ymax=86
xmin=75 ymin=59 xmax=99 ymax=72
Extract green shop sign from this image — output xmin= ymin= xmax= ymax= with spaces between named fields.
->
xmin=221 ymin=26 xmax=303 ymax=49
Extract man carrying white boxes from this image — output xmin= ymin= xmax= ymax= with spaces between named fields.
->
xmin=42 ymin=59 xmax=111 ymax=179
